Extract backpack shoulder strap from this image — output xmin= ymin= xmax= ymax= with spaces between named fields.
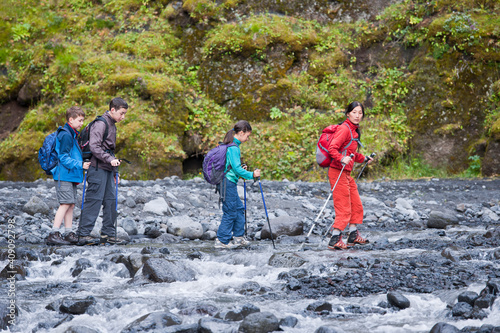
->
xmin=95 ymin=116 xmax=109 ymax=143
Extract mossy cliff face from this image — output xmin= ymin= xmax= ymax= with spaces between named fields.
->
xmin=0 ymin=0 xmax=499 ymax=181
xmin=406 ymin=52 xmax=495 ymax=173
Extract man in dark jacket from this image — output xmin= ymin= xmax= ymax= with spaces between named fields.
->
xmin=78 ymin=97 xmax=129 ymax=245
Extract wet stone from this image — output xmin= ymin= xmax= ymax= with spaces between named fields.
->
xmin=60 ymin=296 xmax=96 ymax=315
xmin=238 ymin=312 xmax=279 ymax=333
xmin=198 ymin=317 xmax=237 ymax=333
xmin=279 ymin=316 xmax=298 ymax=328
xmin=429 ymin=322 xmax=461 ymax=333
xmin=306 ymin=301 xmax=332 ymax=313
xmin=451 ymin=302 xmax=473 ymax=318
xmin=457 ymin=291 xmax=479 ymax=305
xmin=387 ymin=291 xmax=410 ymax=309
xmin=121 ymin=311 xmax=183 ymax=332
xmin=314 ymin=326 xmax=341 ymax=333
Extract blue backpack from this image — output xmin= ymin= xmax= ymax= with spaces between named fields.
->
xmin=38 ymin=127 xmax=70 ymax=175
xmin=202 ymin=143 xmax=236 ymax=185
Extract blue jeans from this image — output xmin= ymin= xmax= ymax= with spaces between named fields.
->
xmin=217 ymin=178 xmax=245 ymax=244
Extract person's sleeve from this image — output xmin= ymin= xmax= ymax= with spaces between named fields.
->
xmin=58 ymin=132 xmax=82 ymax=171
xmin=354 ymin=152 xmax=366 ymax=163
xmin=227 ymin=146 xmax=254 ymax=180
xmin=89 ymin=120 xmax=114 ymax=164
xmin=328 ymin=127 xmax=350 ymax=163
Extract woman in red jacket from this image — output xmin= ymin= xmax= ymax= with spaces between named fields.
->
xmin=327 ymin=101 xmax=373 ymax=250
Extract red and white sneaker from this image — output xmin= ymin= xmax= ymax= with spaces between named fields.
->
xmin=327 ymin=233 xmax=348 ymax=250
xmin=347 ymin=230 xmax=369 ymax=246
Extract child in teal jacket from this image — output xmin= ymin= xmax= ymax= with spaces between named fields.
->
xmin=215 ymin=120 xmax=261 ymax=249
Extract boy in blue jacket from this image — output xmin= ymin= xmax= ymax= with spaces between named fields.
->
xmin=46 ymin=106 xmax=91 ymax=246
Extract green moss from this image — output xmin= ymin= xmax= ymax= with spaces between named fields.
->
xmin=110 ymin=31 xmax=180 ymax=59
xmin=203 ymin=14 xmax=318 ymax=57
xmin=491 ymin=117 xmax=500 ymax=138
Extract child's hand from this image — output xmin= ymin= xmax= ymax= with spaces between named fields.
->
xmin=83 ymin=162 xmax=91 ymax=170
xmin=253 ymin=169 xmax=261 ymax=178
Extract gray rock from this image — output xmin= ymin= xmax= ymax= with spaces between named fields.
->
xmin=451 ymin=302 xmax=473 ymax=317
xmin=121 ymin=311 xmax=182 ymax=332
xmin=387 ymin=291 xmax=410 ymax=309
xmin=314 ymin=326 xmax=341 ymax=333
xmin=23 ymin=196 xmax=50 ymax=216
xmin=142 ymin=258 xmax=196 ymax=283
xmin=279 ymin=316 xmax=298 ymax=328
xmin=64 ymin=326 xmax=101 ymax=333
xmin=457 ymin=291 xmax=478 ymax=306
xmin=125 ymin=197 xmax=136 ymax=208
xmin=427 ymin=210 xmax=459 ymax=229
xmin=60 ymin=296 xmax=96 ymax=315
xmin=121 ymin=218 xmax=138 ymax=235
xmin=198 ymin=317 xmax=237 ymax=333
xmin=429 ymin=322 xmax=460 ymax=333
xmin=268 ymin=252 xmax=307 ymax=268
xmin=307 ymin=301 xmax=332 ymax=312
xmin=238 ymin=312 xmax=279 ymax=333
xmin=167 ymin=215 xmax=203 ymax=239
xmin=261 ymin=216 xmax=303 ymax=239
xmin=143 ymin=197 xmax=171 ymax=215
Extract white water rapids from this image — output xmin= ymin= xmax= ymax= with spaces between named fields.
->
xmin=3 ymin=227 xmax=500 ymax=333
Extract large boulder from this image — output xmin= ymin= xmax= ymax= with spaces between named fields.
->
xmin=167 ymin=215 xmax=203 ymax=239
xmin=143 ymin=197 xmax=171 ymax=215
xmin=427 ymin=210 xmax=459 ymax=229
xmin=142 ymin=258 xmax=196 ymax=283
xmin=23 ymin=196 xmax=50 ymax=216
xmin=238 ymin=312 xmax=279 ymax=333
xmin=17 ymin=75 xmax=43 ymax=106
xmin=261 ymin=216 xmax=303 ymax=239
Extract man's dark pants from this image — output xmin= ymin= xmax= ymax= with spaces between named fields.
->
xmin=79 ymin=167 xmax=117 ymax=237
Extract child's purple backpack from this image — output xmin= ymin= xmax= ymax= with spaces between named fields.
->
xmin=202 ymin=143 xmax=236 ymax=185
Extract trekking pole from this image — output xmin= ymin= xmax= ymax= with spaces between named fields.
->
xmin=356 ymin=153 xmax=376 ymax=181
xmin=114 ymin=169 xmax=119 ymax=243
xmin=78 ymin=160 xmax=89 ymax=241
xmin=258 ymin=177 xmax=276 ymax=249
xmin=316 ymin=153 xmax=354 ymax=247
xmin=244 ymin=179 xmax=248 ymax=237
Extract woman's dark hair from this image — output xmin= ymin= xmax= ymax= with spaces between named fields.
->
xmin=344 ymin=101 xmax=365 ymax=145
xmin=222 ymin=120 xmax=252 ymax=144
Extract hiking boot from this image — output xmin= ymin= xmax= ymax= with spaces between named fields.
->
xmin=77 ymin=235 xmax=99 ymax=246
xmin=99 ymin=234 xmax=127 ymax=245
xmin=233 ymin=236 xmax=250 ymax=247
xmin=214 ymin=238 xmax=237 ymax=249
xmin=46 ymin=232 xmax=71 ymax=246
xmin=64 ymin=232 xmax=79 ymax=244
xmin=327 ymin=233 xmax=347 ymax=250
xmin=347 ymin=230 xmax=369 ymax=246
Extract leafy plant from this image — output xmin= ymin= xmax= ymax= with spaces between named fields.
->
xmin=11 ymin=23 xmax=31 ymax=41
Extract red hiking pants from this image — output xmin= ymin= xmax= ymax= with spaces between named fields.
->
xmin=328 ymin=167 xmax=364 ymax=231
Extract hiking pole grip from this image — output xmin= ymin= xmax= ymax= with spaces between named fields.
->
xmin=357 ymin=152 xmax=376 ymax=181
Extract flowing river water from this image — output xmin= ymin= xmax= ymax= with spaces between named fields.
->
xmin=4 ymin=230 xmax=500 ymax=333
xmin=1 ymin=177 xmax=500 ymax=332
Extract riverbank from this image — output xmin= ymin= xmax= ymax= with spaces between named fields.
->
xmin=0 ymin=177 xmax=499 ymax=332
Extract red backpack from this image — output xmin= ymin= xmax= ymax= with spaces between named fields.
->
xmin=315 ymin=122 xmax=360 ymax=168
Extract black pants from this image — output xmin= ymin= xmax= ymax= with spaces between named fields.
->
xmin=79 ymin=167 xmax=117 ymax=237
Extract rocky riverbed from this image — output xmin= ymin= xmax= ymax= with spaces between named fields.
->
xmin=0 ymin=176 xmax=499 ymax=333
